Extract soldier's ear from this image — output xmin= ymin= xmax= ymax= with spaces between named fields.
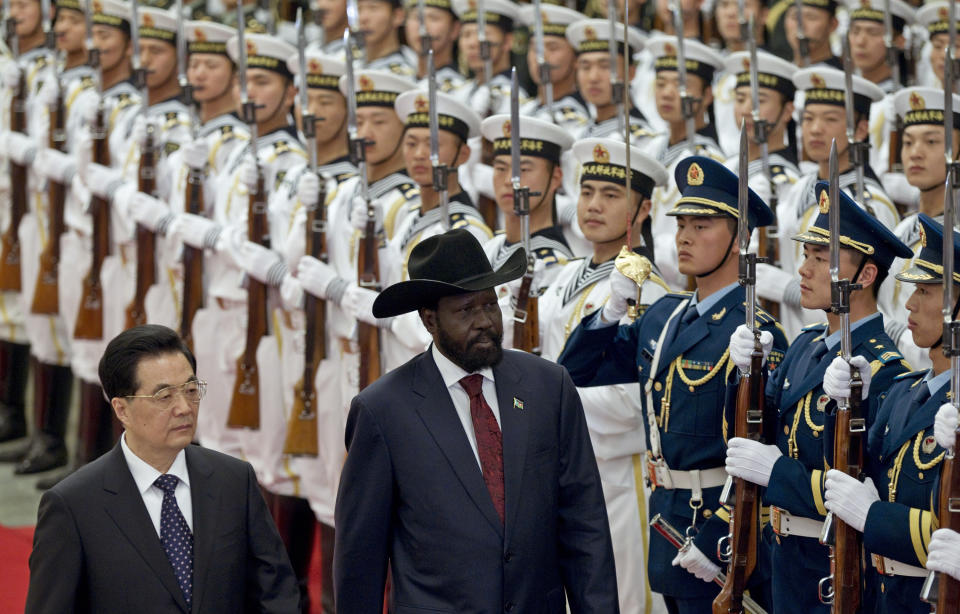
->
xmin=456 ymin=141 xmax=471 ymax=166
xmin=391 ymin=6 xmax=406 ymax=28
xmin=628 ymin=62 xmax=637 ymax=82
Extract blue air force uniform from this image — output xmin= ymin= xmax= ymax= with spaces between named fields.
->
xmin=559 ymin=157 xmax=788 ymax=609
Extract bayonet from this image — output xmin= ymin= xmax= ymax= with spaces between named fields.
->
xmin=671 ymin=3 xmax=697 ymax=155
xmin=533 ymin=0 xmax=553 ymax=117
xmin=346 ymin=0 xmax=366 ymax=61
xmin=842 ymin=37 xmax=867 ymax=209
xmin=608 ymin=0 xmax=624 ymax=135
xmin=793 ymin=0 xmax=809 ymax=67
xmin=738 ymin=121 xmax=755 ymax=334
xmin=297 ymin=8 xmax=318 ymax=172
xmin=84 ymin=0 xmax=99 ymax=91
xmin=344 ymin=29 xmax=369 ymax=207
xmin=427 ymin=50 xmax=450 ymax=229
xmin=176 ymin=0 xmax=199 ymax=136
xmin=417 ymin=0 xmax=430 ymax=58
xmin=237 ymin=0 xmax=259 ymax=156
xmin=41 ymin=0 xmax=52 ymax=48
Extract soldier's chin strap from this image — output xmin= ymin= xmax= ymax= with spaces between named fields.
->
xmin=695 ymin=222 xmax=738 ymax=278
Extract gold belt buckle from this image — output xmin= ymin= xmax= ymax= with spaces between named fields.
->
xmin=872 ymin=554 xmax=887 ymax=575
xmin=771 ymin=506 xmax=783 ymax=535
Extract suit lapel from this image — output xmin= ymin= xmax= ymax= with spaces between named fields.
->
xmin=185 ymin=446 xmax=217 ymax=613
xmin=411 ymin=352 xmax=504 ymax=538
xmin=494 ymin=354 xmax=528 ymax=543
xmin=101 ymin=445 xmax=189 ymax=613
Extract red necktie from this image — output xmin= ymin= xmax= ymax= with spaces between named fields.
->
xmin=459 ymin=374 xmax=505 ymax=525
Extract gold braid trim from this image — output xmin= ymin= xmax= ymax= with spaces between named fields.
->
xmin=888 ymin=440 xmax=912 ymax=502
xmin=661 ymin=349 xmax=730 ymax=432
xmin=913 ymin=432 xmax=946 ymax=471
xmin=804 ymin=390 xmax=826 ymax=433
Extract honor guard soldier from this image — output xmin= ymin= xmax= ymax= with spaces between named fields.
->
xmin=452 ymin=0 xmax=528 ymax=117
xmin=357 ymin=0 xmax=418 ymax=79
xmin=725 ymin=182 xmax=911 ymax=614
xmin=310 ymin=0 xmax=349 ymax=56
xmin=517 ymin=4 xmax=590 ymax=134
xmin=722 ymin=50 xmax=801 ymax=205
xmin=918 ymin=2 xmax=960 ymax=91
xmin=539 ymin=137 xmax=670 ymax=613
xmin=565 ymin=18 xmax=655 ymax=144
xmin=404 ymin=0 xmax=469 ymax=100
xmin=879 ymin=87 xmax=960 ymax=371
xmin=559 ymin=156 xmax=788 ymax=614
xmin=784 ymin=0 xmax=842 ymax=68
xmin=765 ymin=66 xmax=896 ymax=340
xmin=0 ymin=0 xmax=58 ymax=468
xmin=479 ymin=114 xmax=574 ymax=304
xmin=822 ymin=213 xmax=955 ymax=614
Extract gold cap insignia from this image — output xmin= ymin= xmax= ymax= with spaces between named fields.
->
xmin=358 ymin=75 xmax=375 ymax=91
xmin=742 ymin=58 xmax=750 ymax=71
xmin=142 ymin=13 xmax=154 ymax=27
xmin=664 ymin=42 xmax=676 ymax=56
xmin=810 ymin=73 xmax=826 ymax=89
xmin=194 ymin=28 xmax=207 ymax=42
xmin=593 ymin=143 xmax=610 ymax=163
xmin=541 ymin=10 xmax=549 ymax=23
xmin=502 ymin=119 xmax=511 ymax=137
xmin=940 ymin=6 xmax=950 ymax=20
xmin=92 ymin=0 xmax=103 ymax=13
xmin=818 ymin=190 xmax=829 ymax=214
xmin=468 ymin=0 xmax=477 ymax=9
xmin=862 ymin=0 xmax=871 ymax=7
xmin=246 ymin=39 xmax=257 ymax=56
xmin=687 ymin=162 xmax=704 ymax=186
xmin=584 ymin=25 xmax=596 ymax=40
xmin=308 ymin=58 xmax=322 ymax=74
xmin=910 ymin=91 xmax=925 ymax=110
xmin=414 ymin=94 xmax=429 ymax=112
xmin=923 ymin=435 xmax=937 ymax=454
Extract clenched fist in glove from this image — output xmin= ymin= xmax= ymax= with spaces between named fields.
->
xmin=238 ymin=158 xmax=259 ymax=191
xmin=824 ymin=469 xmax=879 ymax=533
xmin=0 ymin=130 xmax=37 ymax=165
xmin=171 ymin=212 xmax=220 ymax=250
xmin=84 ymin=162 xmax=124 ymax=200
xmin=297 ymin=171 xmax=321 ymax=208
xmin=935 ymin=403 xmax=959 ymax=453
xmin=823 ymin=355 xmax=872 ymax=402
xmin=181 ymin=139 xmax=210 ymax=171
xmin=350 ymin=196 xmax=383 ymax=234
xmin=671 ymin=544 xmax=721 ymax=583
xmin=237 ymin=241 xmax=286 ymax=286
xmin=601 ymin=268 xmax=639 ymax=324
xmin=927 ymin=529 xmax=960 ymax=581
xmin=725 ymin=437 xmax=782 ymax=487
xmin=35 ymin=148 xmax=76 ymax=185
xmin=729 ymin=324 xmax=773 ymax=374
xmin=2 ymin=62 xmax=20 ymax=90
xmin=129 ymin=192 xmax=173 ymax=233
xmin=297 ymin=255 xmax=348 ymax=304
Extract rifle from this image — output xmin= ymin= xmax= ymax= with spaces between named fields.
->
xmin=713 ymin=122 xmax=768 ymax=614
xmin=283 ymin=8 xmax=325 ymax=456
xmin=671 ymin=3 xmax=698 ymax=155
xmin=427 ymin=50 xmax=450 ymax=230
xmin=124 ymin=0 xmax=157 ymax=328
xmin=509 ymin=68 xmax=539 ymax=356
xmin=227 ymin=2 xmax=269 ymax=430
xmin=922 ymin=5 xmax=960 ymax=605
xmin=652 ymin=514 xmax=768 ymax=614
xmin=177 ymin=0 xmax=203 ymax=350
xmin=31 ymin=72 xmax=66 ymax=314
xmin=75 ymin=5 xmax=108 ymax=340
xmin=818 ymin=139 xmax=866 ymax=612
xmin=793 ymin=0 xmax=809 ymax=67
xmin=0 ymin=18 xmax=26 ymax=292
xmin=533 ymin=0 xmax=553 ymax=118
xmin=842 ymin=38 xmax=869 ymax=213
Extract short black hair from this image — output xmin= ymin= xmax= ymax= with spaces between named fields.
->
xmin=98 ymin=325 xmax=196 ymax=400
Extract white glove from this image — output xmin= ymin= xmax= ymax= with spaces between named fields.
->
xmin=601 ymin=268 xmax=638 ymax=324
xmin=823 ymin=355 xmax=872 ymax=402
xmin=824 ymin=470 xmax=879 ymax=533
xmin=927 ymin=529 xmax=960 ymax=581
xmin=84 ymin=162 xmax=123 ymax=199
xmin=342 ymin=283 xmax=388 ymax=327
xmin=349 ymin=195 xmax=383 ymax=234
xmin=297 ymin=255 xmax=347 ymax=303
xmin=34 ymin=148 xmax=76 ymax=184
xmin=725 ymin=437 xmax=782 ymax=487
xmin=729 ymin=324 xmax=774 ymax=374
xmin=2 ymin=62 xmax=20 ymax=90
xmin=280 ymin=273 xmax=304 ymax=311
xmin=2 ymin=131 xmax=37 ymax=165
xmin=671 ymin=544 xmax=721 ymax=583
xmin=181 ymin=138 xmax=209 ymax=171
xmin=297 ymin=171 xmax=321 ymax=208
xmin=74 ymin=131 xmax=92 ymax=181
xmin=171 ymin=212 xmax=219 ymax=249
xmin=36 ymin=77 xmax=58 ymax=109
xmin=237 ymin=240 xmax=285 ymax=285
xmin=239 ymin=158 xmax=258 ymax=191
xmin=131 ymin=116 xmax=148 ymax=148
xmin=129 ymin=192 xmax=172 ymax=233
xmin=935 ymin=403 xmax=959 ymax=453
xmin=73 ymin=92 xmax=99 ymax=126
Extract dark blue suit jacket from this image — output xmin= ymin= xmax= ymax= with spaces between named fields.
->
xmin=333 ymin=347 xmax=618 ymax=613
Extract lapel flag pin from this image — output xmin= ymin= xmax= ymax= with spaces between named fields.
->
xmin=513 ymin=397 xmax=524 ymax=410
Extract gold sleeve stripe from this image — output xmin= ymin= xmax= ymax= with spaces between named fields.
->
xmin=811 ymin=469 xmax=827 ymax=516
xmin=715 ymin=506 xmax=731 ymax=523
xmin=922 ymin=509 xmax=934 ymax=553
xmin=910 ymin=508 xmax=931 ymax=566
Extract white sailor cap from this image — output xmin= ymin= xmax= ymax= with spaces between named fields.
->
xmin=186 ymin=21 xmax=235 ymax=57
xmin=917 ymin=1 xmax=960 ymax=36
xmin=647 ymin=35 xmax=724 ymax=83
xmin=573 ymin=137 xmax=668 ymax=197
xmin=724 ymin=50 xmax=798 ymax=98
xmin=793 ymin=67 xmax=885 ymax=114
xmin=55 ymin=0 xmax=84 ymax=14
xmin=338 ymin=69 xmax=416 ymax=107
xmin=139 ymin=7 xmax=178 ymax=44
xmin=227 ymin=33 xmax=298 ymax=78
xmin=480 ymin=114 xmax=574 ymax=163
xmin=395 ymin=89 xmax=482 ymax=140
xmin=451 ymin=0 xmax=519 ymax=30
xmin=846 ymin=0 xmax=914 ymax=29
xmin=288 ymin=52 xmax=345 ymax=91
xmin=518 ymin=4 xmax=585 ymax=37
xmin=894 ymin=87 xmax=960 ymax=129
xmin=91 ymin=0 xmax=131 ymax=30
xmin=565 ymin=19 xmax=645 ymax=56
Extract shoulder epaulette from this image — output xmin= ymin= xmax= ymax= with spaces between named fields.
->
xmin=666 ymin=291 xmax=694 ymax=298
xmin=801 ymin=321 xmax=829 ymax=332
xmin=398 ymin=182 xmax=419 ymax=201
xmin=894 ymin=369 xmax=928 ymax=381
xmin=754 ymin=306 xmax=776 ymax=324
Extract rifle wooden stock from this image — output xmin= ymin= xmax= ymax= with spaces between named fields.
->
xmin=125 ymin=130 xmax=157 ymax=329
xmin=74 ymin=106 xmax=111 ymax=340
xmin=227 ymin=172 xmax=269 ymax=430
xmin=283 ymin=180 xmax=328 ymax=457
xmin=357 ymin=215 xmax=381 ymax=391
xmin=513 ymin=274 xmax=540 ymax=354
xmin=830 ymin=377 xmax=865 ymax=614
xmin=713 ymin=347 xmax=765 ymax=614
xmin=31 ymin=90 xmax=68 ymax=315
xmin=0 ymin=72 xmax=28 ymax=292
xmin=180 ymin=166 xmax=205 ymax=350
xmin=936 ymin=452 xmax=960 ymax=611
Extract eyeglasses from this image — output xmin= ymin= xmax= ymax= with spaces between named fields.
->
xmin=125 ymin=380 xmax=207 ymax=409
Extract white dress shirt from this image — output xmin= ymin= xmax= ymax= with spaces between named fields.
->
xmin=120 ymin=433 xmax=194 ymax=536
xmin=431 ymin=343 xmax=501 ymax=469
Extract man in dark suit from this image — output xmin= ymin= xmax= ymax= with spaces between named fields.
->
xmin=333 ymin=229 xmax=619 ymax=613
xmin=25 ymin=325 xmax=300 ymax=614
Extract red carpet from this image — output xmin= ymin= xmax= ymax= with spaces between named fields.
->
xmin=0 ymin=525 xmax=33 ymax=614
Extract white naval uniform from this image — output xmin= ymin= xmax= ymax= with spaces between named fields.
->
xmin=0 ymin=42 xmax=23 ymax=343
xmin=765 ymin=165 xmax=900 ymax=340
xmin=713 ymin=67 xmax=739 ymax=158
xmin=520 ymin=91 xmax=592 ymax=139
xmin=468 ymin=69 xmax=533 ymax=117
xmin=365 ymin=47 xmax=418 ymax=82
xmin=419 ymin=64 xmax=475 ymax=107
xmin=539 ymin=253 xmax=670 ymax=614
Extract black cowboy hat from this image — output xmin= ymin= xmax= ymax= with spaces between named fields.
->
xmin=372 ymin=229 xmax=526 ymax=318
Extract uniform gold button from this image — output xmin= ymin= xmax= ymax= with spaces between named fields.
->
xmin=784 ymin=426 xmax=790 ymax=435
xmin=813 ymin=431 xmax=819 ymax=438
xmin=689 ymin=385 xmax=695 ymax=392
xmin=887 ymin=469 xmax=894 ymax=479
xmin=654 ymin=382 xmax=662 ymax=392
xmin=919 ymin=472 xmax=924 ymax=479
xmin=703 ymin=509 xmax=713 ymax=518
xmin=881 ymin=582 xmax=885 ymax=593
